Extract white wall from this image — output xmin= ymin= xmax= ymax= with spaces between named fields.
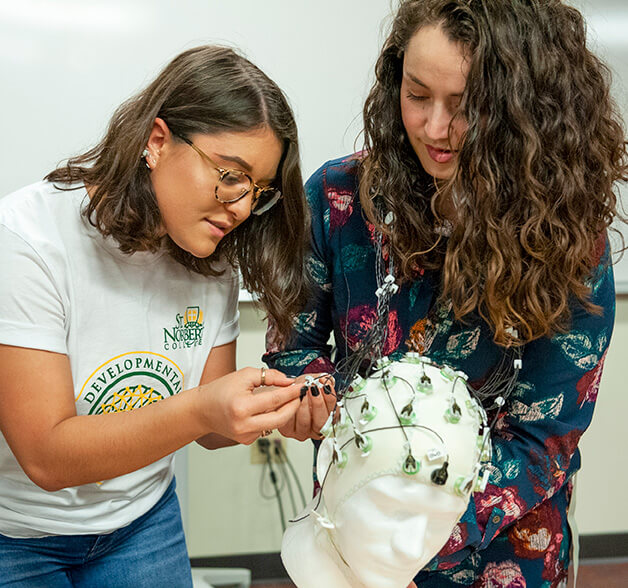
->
xmin=0 ymin=0 xmax=391 ymax=194
xmin=570 ymin=0 xmax=628 ymax=290
xmin=575 ymin=297 xmax=628 ymax=535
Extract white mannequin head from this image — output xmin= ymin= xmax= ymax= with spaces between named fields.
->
xmin=282 ymin=354 xmax=490 ymax=588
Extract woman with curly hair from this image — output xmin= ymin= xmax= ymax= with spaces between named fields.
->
xmin=0 ymin=46 xmax=316 ymax=586
xmin=265 ymin=0 xmax=627 ymax=584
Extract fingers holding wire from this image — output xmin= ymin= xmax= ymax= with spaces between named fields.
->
xmin=302 ymin=373 xmax=336 ymax=439
xmin=277 ymin=372 xmax=336 ymax=441
xmin=298 ymin=373 xmax=336 ymax=401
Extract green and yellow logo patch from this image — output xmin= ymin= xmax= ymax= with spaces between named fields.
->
xmin=163 ymin=306 xmax=205 ymax=350
xmin=78 ymin=352 xmax=184 ymax=415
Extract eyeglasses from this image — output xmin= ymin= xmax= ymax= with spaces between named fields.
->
xmin=175 ymin=134 xmax=283 ymax=215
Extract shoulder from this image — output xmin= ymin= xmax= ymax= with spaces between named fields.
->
xmin=304 ymin=154 xmax=366 ymax=238
xmin=0 ymin=179 xmax=69 ymax=210
xmin=0 ymin=181 xmax=47 ymax=220
xmin=0 ymin=180 xmax=82 ymax=239
xmin=305 ymin=153 xmax=363 ymax=206
xmin=0 ymin=182 xmax=91 ymax=285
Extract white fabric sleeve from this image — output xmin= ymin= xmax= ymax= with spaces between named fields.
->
xmin=0 ymin=223 xmax=67 ymax=354
xmin=213 ymin=270 xmax=240 ymax=347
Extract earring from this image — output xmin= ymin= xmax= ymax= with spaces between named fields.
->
xmin=142 ymin=148 xmax=151 ymax=169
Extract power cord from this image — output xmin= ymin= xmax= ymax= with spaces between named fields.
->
xmin=257 ymin=438 xmax=286 ymax=532
xmin=274 ymin=440 xmax=307 ymax=510
xmin=273 ymin=441 xmax=299 ymax=517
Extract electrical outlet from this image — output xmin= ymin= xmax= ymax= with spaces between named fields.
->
xmin=250 ymin=433 xmax=287 ymax=465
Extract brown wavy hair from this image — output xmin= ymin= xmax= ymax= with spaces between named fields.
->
xmin=361 ymin=0 xmax=628 ymax=346
xmin=46 ymin=45 xmax=308 ymax=341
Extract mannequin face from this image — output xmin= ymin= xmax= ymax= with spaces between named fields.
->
xmin=331 ymin=475 xmax=467 ymax=587
xmin=281 ymin=356 xmax=488 ymax=588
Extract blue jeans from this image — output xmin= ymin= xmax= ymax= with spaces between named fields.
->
xmin=0 ymin=478 xmax=193 ymax=587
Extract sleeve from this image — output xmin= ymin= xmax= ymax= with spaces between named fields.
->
xmin=213 ymin=267 xmax=240 ymax=347
xmin=263 ymin=163 xmax=336 ymax=376
xmin=429 ymin=241 xmax=616 ymax=569
xmin=0 ymin=223 xmax=67 ymax=353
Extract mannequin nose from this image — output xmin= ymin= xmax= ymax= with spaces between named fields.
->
xmin=391 ymin=515 xmax=427 ymax=562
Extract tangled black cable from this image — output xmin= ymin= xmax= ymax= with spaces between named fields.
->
xmin=288 ymin=207 xmax=523 ymax=524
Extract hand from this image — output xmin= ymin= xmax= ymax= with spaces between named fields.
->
xmin=407 ymin=582 xmax=417 ymax=588
xmin=197 ymin=367 xmax=301 ymax=445
xmin=278 ymin=373 xmax=336 ymax=441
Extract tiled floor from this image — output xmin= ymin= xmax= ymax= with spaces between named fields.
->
xmin=567 ymin=559 xmax=628 ymax=588
xmin=252 ymin=559 xmax=628 ymax=587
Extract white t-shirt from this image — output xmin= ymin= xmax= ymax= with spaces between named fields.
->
xmin=0 ymin=181 xmax=240 ymax=538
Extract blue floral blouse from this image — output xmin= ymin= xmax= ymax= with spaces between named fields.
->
xmin=264 ymin=154 xmax=615 ymax=587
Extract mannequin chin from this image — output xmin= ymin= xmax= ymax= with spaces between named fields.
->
xmin=333 ymin=476 xmax=468 ymax=587
xmin=282 ymin=477 xmax=469 ymax=588
xmin=281 ymin=355 xmax=490 ymax=588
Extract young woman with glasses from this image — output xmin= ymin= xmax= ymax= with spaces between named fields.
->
xmin=0 ymin=45 xmax=318 ymax=586
xmin=266 ymin=0 xmax=627 ymax=585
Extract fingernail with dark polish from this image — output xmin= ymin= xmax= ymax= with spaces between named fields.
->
xmin=300 ymin=386 xmax=308 ymax=400
xmin=323 ymin=385 xmax=332 ymax=395
xmin=311 ymin=386 xmax=320 ymax=397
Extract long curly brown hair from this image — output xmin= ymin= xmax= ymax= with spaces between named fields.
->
xmin=361 ymin=0 xmax=627 ymax=346
xmin=46 ymin=46 xmax=308 ymax=341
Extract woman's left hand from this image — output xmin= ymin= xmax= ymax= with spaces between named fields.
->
xmin=277 ymin=372 xmax=336 ymax=441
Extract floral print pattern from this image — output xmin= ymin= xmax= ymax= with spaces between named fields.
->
xmin=264 ymin=155 xmax=615 ymax=586
xmin=473 ymin=561 xmax=526 ymax=587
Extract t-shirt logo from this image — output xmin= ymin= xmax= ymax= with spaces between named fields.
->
xmin=78 ymin=352 xmax=184 ymax=415
xmin=163 ymin=306 xmax=205 ymax=350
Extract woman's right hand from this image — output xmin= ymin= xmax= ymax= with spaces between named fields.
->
xmin=196 ymin=367 xmax=301 ymax=445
